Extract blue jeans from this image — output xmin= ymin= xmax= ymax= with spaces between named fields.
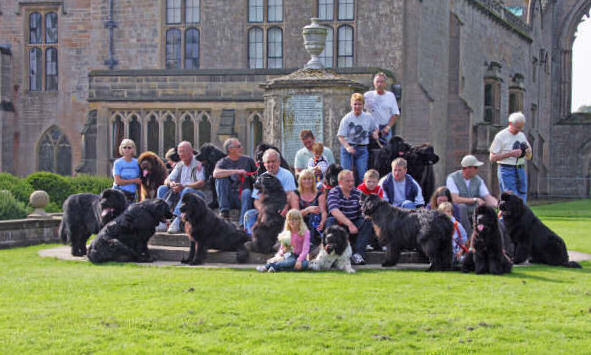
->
xmin=265 ymin=254 xmax=309 ymax=272
xmin=157 ymin=185 xmax=205 ymax=217
xmin=498 ymin=165 xmax=527 ymax=203
xmin=394 ymin=200 xmax=417 ymax=209
xmin=340 ymin=145 xmax=369 ymax=185
xmin=324 ymin=216 xmax=371 ymax=258
xmin=243 ymin=208 xmax=258 ymax=235
xmin=215 ymin=178 xmax=252 ymax=226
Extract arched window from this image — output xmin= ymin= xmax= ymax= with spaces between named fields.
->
xmin=182 ymin=116 xmax=195 ymax=146
xmin=249 ymin=115 xmax=263 ymax=157
xmin=337 ymin=25 xmax=353 ymax=67
xmin=38 ymin=126 xmax=72 ymax=176
xmin=267 ymin=27 xmax=283 ymax=69
xmin=198 ymin=116 xmax=211 ymax=147
xmin=112 ymin=115 xmax=124 ymax=157
xmin=163 ymin=115 xmax=176 ymax=152
xmin=319 ymin=26 xmax=334 ymax=68
xmin=45 ymin=12 xmax=58 ymax=43
xmin=129 ymin=115 xmax=142 ymax=151
xmin=45 ymin=48 xmax=58 ymax=91
xmin=29 ymin=12 xmax=42 ymax=44
xmin=147 ymin=115 xmax=159 ymax=153
xmin=29 ymin=48 xmax=42 ymax=91
xmin=185 ymin=28 xmax=200 ymax=69
xmin=248 ymin=27 xmax=264 ymax=69
xmin=166 ymin=29 xmax=181 ymax=69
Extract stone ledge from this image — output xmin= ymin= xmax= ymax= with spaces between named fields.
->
xmin=0 ymin=217 xmax=61 ymax=249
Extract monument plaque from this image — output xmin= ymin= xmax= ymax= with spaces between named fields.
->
xmin=281 ymin=95 xmax=323 ymax=165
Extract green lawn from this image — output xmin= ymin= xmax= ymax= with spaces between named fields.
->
xmin=1 ymin=200 xmax=590 ymax=354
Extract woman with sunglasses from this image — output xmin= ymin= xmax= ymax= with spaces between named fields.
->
xmin=112 ymin=139 xmax=141 ymax=201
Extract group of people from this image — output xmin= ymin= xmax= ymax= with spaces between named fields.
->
xmin=110 ymin=71 xmax=533 ymax=272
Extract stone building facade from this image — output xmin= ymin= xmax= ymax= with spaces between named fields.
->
xmin=0 ymin=0 xmax=590 ymax=198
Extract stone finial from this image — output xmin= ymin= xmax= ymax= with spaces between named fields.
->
xmin=28 ymin=190 xmax=50 ymax=218
xmin=302 ymin=18 xmax=328 ymax=70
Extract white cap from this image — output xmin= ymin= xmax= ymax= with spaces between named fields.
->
xmin=461 ymin=155 xmax=484 ymax=168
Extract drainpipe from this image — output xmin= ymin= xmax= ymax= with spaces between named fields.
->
xmin=104 ymin=0 xmax=118 ymax=69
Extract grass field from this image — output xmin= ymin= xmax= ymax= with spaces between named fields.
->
xmin=1 ymin=200 xmax=590 ymax=354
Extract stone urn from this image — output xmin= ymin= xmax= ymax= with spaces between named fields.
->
xmin=28 ymin=190 xmax=50 ymax=218
xmin=302 ymin=18 xmax=328 ymax=70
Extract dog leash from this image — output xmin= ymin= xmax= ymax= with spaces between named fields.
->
xmin=238 ymin=171 xmax=258 ymax=201
xmin=453 ymin=220 xmax=469 ymax=253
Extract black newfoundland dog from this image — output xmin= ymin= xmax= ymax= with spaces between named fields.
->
xmin=87 ymin=199 xmax=173 ymax=264
xmin=462 ymin=205 xmax=513 ymax=275
xmin=194 ymin=143 xmax=227 ymax=209
xmin=245 ymin=173 xmax=287 ymax=254
xmin=362 ymin=194 xmax=453 ymax=270
xmin=499 ymin=192 xmax=581 ymax=268
xmin=59 ymin=188 xmax=128 ymax=256
xmin=309 ymin=225 xmax=355 ymax=273
xmin=137 ymin=151 xmax=168 ymax=201
xmin=179 ymin=192 xmax=249 ymax=265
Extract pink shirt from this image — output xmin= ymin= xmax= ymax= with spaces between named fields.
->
xmin=289 ymin=230 xmax=310 ymax=262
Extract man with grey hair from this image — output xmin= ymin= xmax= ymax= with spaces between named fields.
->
xmin=213 ymin=138 xmax=257 ymax=226
xmin=243 ymin=149 xmax=298 ymax=234
xmin=489 ymin=111 xmax=532 ymax=202
xmin=364 ymin=72 xmax=400 ymax=143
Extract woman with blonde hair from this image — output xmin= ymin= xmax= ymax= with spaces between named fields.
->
xmin=256 ymin=209 xmax=310 ymax=272
xmin=297 ymin=168 xmax=325 ymax=249
xmin=112 ymin=138 xmax=141 ymax=201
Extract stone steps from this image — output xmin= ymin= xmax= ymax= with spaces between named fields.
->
xmin=148 ymin=232 xmax=429 ymax=265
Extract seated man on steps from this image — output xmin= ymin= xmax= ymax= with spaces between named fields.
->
xmin=156 ymin=141 xmax=206 ymax=233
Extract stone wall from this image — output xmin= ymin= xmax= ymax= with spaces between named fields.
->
xmin=0 ymin=217 xmax=61 ymax=249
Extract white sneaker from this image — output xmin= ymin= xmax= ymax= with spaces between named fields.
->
xmin=167 ymin=217 xmax=181 ymax=234
xmin=267 ymin=266 xmax=276 ymax=273
xmin=155 ymin=222 xmax=167 ymax=232
xmin=256 ymin=265 xmax=267 ymax=272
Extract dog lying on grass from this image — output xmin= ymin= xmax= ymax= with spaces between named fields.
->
xmin=309 ymin=225 xmax=355 ymax=273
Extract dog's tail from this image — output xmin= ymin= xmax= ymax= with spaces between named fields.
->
xmin=58 ymin=220 xmax=68 ymax=244
xmin=565 ymin=261 xmax=582 ymax=268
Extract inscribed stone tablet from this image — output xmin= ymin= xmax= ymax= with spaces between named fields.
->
xmin=281 ymin=95 xmax=323 ymax=165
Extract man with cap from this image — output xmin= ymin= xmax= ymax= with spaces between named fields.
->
xmin=446 ymin=155 xmax=498 ymax=233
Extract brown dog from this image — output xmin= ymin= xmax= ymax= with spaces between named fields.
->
xmin=137 ymin=151 xmax=167 ymax=201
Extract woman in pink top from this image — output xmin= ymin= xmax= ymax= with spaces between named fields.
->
xmin=256 ymin=209 xmax=310 ymax=272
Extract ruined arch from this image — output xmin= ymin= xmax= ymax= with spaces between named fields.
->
xmin=37 ymin=125 xmax=72 ymax=176
xmin=556 ymin=0 xmax=591 ymax=117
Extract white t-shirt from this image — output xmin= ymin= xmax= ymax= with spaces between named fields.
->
xmin=168 ymin=157 xmax=205 ymax=185
xmin=489 ymin=127 xmax=531 ymax=165
xmin=446 ymin=174 xmax=490 ymax=198
xmin=337 ymin=111 xmax=378 ymax=145
xmin=364 ymin=90 xmax=400 ymax=126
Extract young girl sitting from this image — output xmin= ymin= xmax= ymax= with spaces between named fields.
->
xmin=256 ymin=209 xmax=310 ymax=272
xmin=438 ymin=202 xmax=468 ymax=264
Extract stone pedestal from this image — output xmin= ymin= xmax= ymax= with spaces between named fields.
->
xmin=261 ymin=69 xmax=366 ymax=165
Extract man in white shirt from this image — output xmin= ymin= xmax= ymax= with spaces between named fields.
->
xmin=293 ymin=129 xmax=335 ymax=179
xmin=489 ymin=112 xmax=532 ymax=203
xmin=364 ymin=72 xmax=400 ymax=143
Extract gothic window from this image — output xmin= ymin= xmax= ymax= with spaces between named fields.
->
xmin=163 ymin=115 xmax=176 ymax=152
xmin=147 ymin=115 xmax=159 ymax=153
xmin=198 ymin=116 xmax=211 ymax=147
xmin=166 ymin=29 xmax=181 ymax=69
xmin=319 ymin=26 xmax=334 ymax=68
xmin=484 ymin=80 xmax=501 ymax=124
xmin=182 ymin=116 xmax=195 ymax=146
xmin=267 ymin=27 xmax=283 ymax=69
xmin=508 ymin=90 xmax=523 ymax=114
xmin=164 ymin=0 xmax=200 ymax=69
xmin=112 ymin=115 xmax=124 ymax=157
xmin=129 ymin=115 xmax=142 ymax=151
xmin=26 ymin=10 xmax=59 ymax=91
xmin=338 ymin=0 xmax=354 ymax=20
xmin=248 ymin=27 xmax=264 ymax=69
xmin=337 ymin=25 xmax=353 ymax=67
xmin=318 ymin=0 xmax=334 ymax=21
xmin=249 ymin=0 xmax=264 ymax=23
xmin=185 ymin=28 xmax=200 ymax=69
xmin=38 ymin=126 xmax=71 ymax=176
xmin=267 ymin=0 xmax=283 ymax=22
xmin=249 ymin=114 xmax=263 ymax=157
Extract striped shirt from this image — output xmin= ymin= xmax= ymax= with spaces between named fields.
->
xmin=327 ymin=186 xmax=362 ymax=221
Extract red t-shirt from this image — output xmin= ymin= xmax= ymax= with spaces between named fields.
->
xmin=357 ymin=182 xmax=384 ymax=198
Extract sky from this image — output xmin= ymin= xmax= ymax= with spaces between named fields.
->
xmin=572 ymin=12 xmax=591 ymax=111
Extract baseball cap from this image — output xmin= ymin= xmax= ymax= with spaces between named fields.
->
xmin=461 ymin=155 xmax=484 ymax=168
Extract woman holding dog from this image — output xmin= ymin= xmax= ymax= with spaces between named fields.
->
xmin=256 ymin=209 xmax=310 ymax=272
xmin=337 ymin=93 xmax=379 ymax=185
xmin=296 ymin=169 xmax=325 ymax=249
xmin=112 ymin=139 xmax=141 ymax=202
